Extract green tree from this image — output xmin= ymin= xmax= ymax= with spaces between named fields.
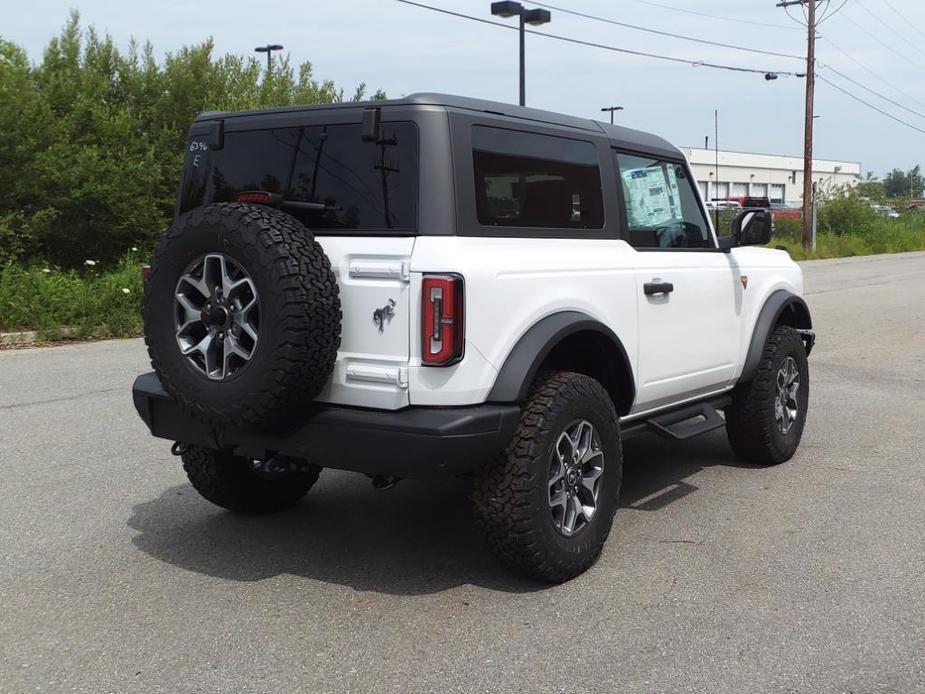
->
xmin=0 ymin=12 xmax=384 ymax=267
xmin=856 ymin=171 xmax=884 ymax=200
xmin=883 ymin=166 xmax=923 ymax=198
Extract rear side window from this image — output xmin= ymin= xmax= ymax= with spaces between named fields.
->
xmin=472 ymin=126 xmax=604 ymax=229
xmin=182 ymin=122 xmax=419 ymax=232
xmin=614 ymin=152 xmax=712 ymax=249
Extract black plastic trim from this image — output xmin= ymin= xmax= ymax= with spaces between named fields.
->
xmin=133 ymin=373 xmax=520 ymax=480
xmin=739 ymin=290 xmax=813 ymax=384
xmin=487 ymin=311 xmax=635 ymax=408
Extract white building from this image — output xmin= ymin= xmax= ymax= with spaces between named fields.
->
xmin=680 ymin=147 xmax=862 ymax=206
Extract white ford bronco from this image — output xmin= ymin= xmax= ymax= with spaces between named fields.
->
xmin=134 ymin=94 xmax=814 ymax=582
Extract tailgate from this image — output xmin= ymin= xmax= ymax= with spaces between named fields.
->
xmin=313 ymin=236 xmax=415 ymax=409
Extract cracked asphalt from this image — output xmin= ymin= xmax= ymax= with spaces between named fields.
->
xmin=1 ymin=252 xmax=923 ymax=693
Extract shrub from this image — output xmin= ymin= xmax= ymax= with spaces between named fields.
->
xmin=0 ymin=253 xmax=144 ymax=338
xmin=817 ymin=189 xmax=880 ymax=236
xmin=773 ymin=217 xmax=802 ymax=240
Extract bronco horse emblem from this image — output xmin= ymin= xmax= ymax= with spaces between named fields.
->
xmin=372 ymin=299 xmax=397 ymax=334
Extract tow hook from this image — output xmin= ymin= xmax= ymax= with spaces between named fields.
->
xmin=371 ymin=475 xmax=401 ymax=491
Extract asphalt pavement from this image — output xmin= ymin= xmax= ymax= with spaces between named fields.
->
xmin=1 ymin=252 xmax=923 ymax=694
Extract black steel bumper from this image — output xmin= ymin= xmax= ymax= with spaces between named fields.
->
xmin=132 ymin=373 xmax=521 ymax=479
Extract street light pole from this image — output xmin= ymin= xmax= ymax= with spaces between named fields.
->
xmin=490 ymin=2 xmax=551 ymax=107
xmin=601 ymin=106 xmax=623 ymax=124
xmin=254 ymin=44 xmax=284 ymax=77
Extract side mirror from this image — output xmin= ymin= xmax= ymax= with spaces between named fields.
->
xmin=732 ymin=209 xmax=772 ymax=247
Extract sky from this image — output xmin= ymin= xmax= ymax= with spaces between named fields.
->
xmin=6 ymin=0 xmax=925 ymax=175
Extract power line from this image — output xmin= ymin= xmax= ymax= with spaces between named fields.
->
xmin=852 ymin=0 xmax=925 ymax=61
xmin=818 ymin=64 xmax=925 ymax=121
xmin=619 ymin=0 xmax=799 ymax=31
xmin=880 ymin=0 xmax=925 ymax=43
xmin=394 ymin=0 xmax=804 ymax=77
xmin=781 ymin=0 xmax=846 ymax=28
xmin=816 ymin=0 xmax=848 ymax=26
xmin=528 ymin=2 xmax=803 ymax=60
xmin=818 ymin=73 xmax=925 ymax=136
xmin=839 ymin=12 xmax=925 ymax=74
xmin=820 ymin=36 xmax=925 ymax=110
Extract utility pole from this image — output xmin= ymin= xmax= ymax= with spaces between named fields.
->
xmin=778 ymin=0 xmax=818 ymax=248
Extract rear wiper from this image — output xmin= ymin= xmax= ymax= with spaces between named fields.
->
xmin=235 ymin=191 xmax=341 ymax=213
xmin=280 ymin=200 xmax=342 ymax=213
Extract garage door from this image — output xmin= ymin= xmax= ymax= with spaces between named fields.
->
xmin=770 ymin=184 xmax=785 ymax=203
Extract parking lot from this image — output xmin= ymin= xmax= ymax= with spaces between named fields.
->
xmin=1 ymin=252 xmax=923 ymax=693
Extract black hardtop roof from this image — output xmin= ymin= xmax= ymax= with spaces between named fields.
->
xmin=196 ymin=92 xmax=681 ymax=158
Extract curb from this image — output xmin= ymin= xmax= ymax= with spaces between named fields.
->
xmin=0 ymin=330 xmax=39 ymax=346
xmin=1 ymin=326 xmax=78 ymax=347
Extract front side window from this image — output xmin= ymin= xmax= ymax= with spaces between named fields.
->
xmin=614 ymin=152 xmax=712 ymax=249
xmin=472 ymin=126 xmax=604 ymax=229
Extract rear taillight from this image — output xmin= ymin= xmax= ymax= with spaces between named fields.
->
xmin=421 ymin=274 xmax=464 ymax=366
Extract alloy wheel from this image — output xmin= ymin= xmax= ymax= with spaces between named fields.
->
xmin=174 ymin=253 xmax=260 ymax=380
xmin=548 ymin=419 xmax=605 ymax=537
xmin=775 ymin=356 xmax=801 ymax=434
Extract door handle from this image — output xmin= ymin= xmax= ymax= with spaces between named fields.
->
xmin=644 ymin=281 xmax=674 ymax=296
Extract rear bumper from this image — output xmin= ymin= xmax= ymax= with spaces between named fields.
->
xmin=132 ymin=372 xmax=520 ymax=479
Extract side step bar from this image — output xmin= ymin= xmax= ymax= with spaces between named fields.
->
xmin=621 ymin=395 xmax=732 ymax=442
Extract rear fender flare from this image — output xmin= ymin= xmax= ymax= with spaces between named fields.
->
xmin=487 ymin=311 xmax=635 ymax=411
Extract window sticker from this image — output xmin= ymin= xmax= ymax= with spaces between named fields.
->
xmin=622 ymin=167 xmax=673 ymax=227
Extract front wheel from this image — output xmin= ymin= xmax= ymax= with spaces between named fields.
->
xmin=180 ymin=446 xmax=321 ymax=514
xmin=726 ymin=325 xmax=810 ymax=465
xmin=472 ymin=371 xmax=623 ymax=583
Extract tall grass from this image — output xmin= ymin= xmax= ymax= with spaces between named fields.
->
xmin=770 ymin=212 xmax=925 ymax=260
xmin=0 ymin=254 xmax=144 ymax=338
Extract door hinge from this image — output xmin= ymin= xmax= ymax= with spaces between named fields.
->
xmin=346 ymin=364 xmax=410 ymax=389
xmin=348 ymin=260 xmax=411 ymax=282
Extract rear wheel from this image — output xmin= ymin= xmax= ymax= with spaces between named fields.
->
xmin=472 ymin=371 xmax=623 ymax=583
xmin=181 ymin=446 xmax=321 ymax=514
xmin=726 ymin=325 xmax=809 ymax=464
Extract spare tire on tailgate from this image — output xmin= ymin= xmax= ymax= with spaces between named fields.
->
xmin=143 ymin=203 xmax=341 ymax=428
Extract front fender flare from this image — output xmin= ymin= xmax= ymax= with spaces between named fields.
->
xmin=740 ymin=290 xmax=813 ymax=384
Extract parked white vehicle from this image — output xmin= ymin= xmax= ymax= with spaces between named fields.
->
xmin=872 ymin=204 xmax=900 ymax=219
xmin=705 ymin=199 xmax=743 ymax=213
xmin=135 ymin=94 xmax=815 ymax=582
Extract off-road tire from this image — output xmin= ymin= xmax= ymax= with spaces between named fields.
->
xmin=726 ymin=325 xmax=809 ymax=465
xmin=181 ymin=446 xmax=321 ymax=514
xmin=472 ymin=371 xmax=623 ymax=583
xmin=143 ymin=203 xmax=341 ymax=428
